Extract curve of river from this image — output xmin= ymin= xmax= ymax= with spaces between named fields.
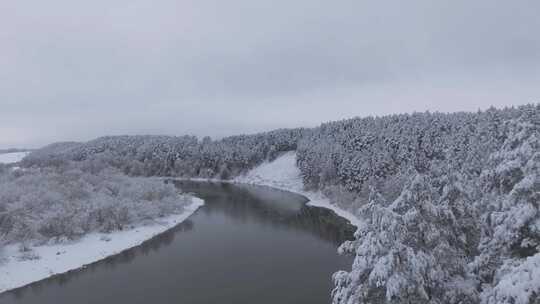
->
xmin=1 ymin=181 xmax=355 ymax=304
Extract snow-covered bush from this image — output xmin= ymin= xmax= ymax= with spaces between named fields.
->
xmin=0 ymin=159 xmax=192 ymax=249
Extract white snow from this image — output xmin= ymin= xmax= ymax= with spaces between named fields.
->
xmin=483 ymin=253 xmax=540 ymax=304
xmin=0 ymin=152 xmax=29 ymax=164
xmin=0 ymin=197 xmax=204 ymax=293
xmin=234 ymin=151 xmax=361 ymax=228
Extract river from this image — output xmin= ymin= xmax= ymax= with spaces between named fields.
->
xmin=1 ymin=181 xmax=355 ymax=304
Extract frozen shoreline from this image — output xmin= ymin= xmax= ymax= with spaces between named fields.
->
xmin=174 ymin=151 xmax=361 ymax=229
xmin=234 ymin=152 xmax=360 ymax=229
xmin=0 ymin=198 xmax=204 ymax=294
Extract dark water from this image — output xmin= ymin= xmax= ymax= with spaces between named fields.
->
xmin=1 ymin=181 xmax=355 ymax=304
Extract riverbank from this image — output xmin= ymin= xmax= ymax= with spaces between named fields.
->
xmin=174 ymin=151 xmax=361 ymax=229
xmin=234 ymin=151 xmax=361 ymax=229
xmin=0 ymin=198 xmax=204 ymax=294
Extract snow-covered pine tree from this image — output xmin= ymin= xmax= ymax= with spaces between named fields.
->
xmin=333 ymin=173 xmax=479 ymax=304
xmin=472 ymin=113 xmax=540 ymax=304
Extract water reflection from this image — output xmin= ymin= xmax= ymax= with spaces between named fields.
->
xmin=1 ymin=181 xmax=354 ymax=304
xmin=176 ymin=181 xmax=355 ymax=245
xmin=4 ymin=219 xmax=196 ymax=301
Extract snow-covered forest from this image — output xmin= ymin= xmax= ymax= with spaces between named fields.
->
xmin=0 ymin=159 xmax=193 ymax=261
xmin=13 ymin=104 xmax=540 ymax=304
xmin=22 ymin=128 xmax=305 ymax=179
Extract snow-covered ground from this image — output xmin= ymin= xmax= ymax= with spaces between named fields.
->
xmin=0 ymin=198 xmax=204 ymax=294
xmin=234 ymin=151 xmax=361 ymax=228
xmin=0 ymin=151 xmax=29 ymax=164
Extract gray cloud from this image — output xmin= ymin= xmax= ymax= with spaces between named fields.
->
xmin=1 ymin=0 xmax=539 ymax=147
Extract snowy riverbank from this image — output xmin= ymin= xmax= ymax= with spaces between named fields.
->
xmin=234 ymin=151 xmax=361 ymax=228
xmin=0 ymin=198 xmax=204 ymax=294
xmin=176 ymin=151 xmax=360 ymax=229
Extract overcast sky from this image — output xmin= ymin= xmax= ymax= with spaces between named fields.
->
xmin=1 ymin=0 xmax=539 ymax=148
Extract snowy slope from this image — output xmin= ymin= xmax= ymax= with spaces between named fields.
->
xmin=235 ymin=151 xmax=360 ymax=228
xmin=0 ymin=152 xmax=29 ymax=164
xmin=0 ymin=198 xmax=204 ymax=293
